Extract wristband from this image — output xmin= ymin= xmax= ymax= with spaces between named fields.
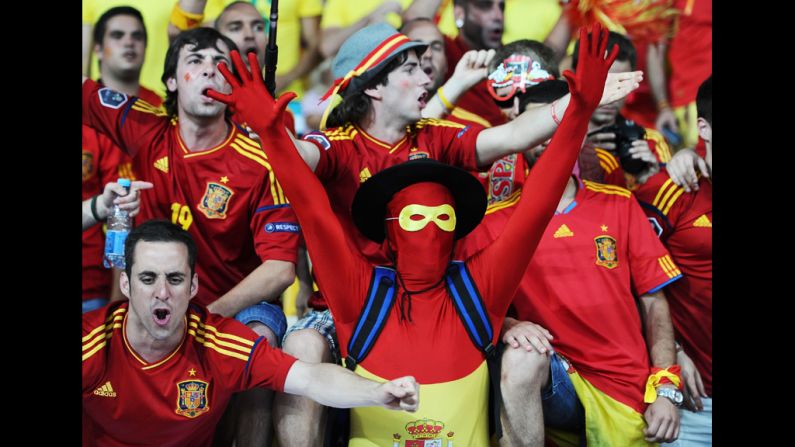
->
xmin=437 ymin=86 xmax=454 ymax=111
xmin=644 ymin=365 xmax=682 ymax=403
xmin=90 ymin=195 xmax=103 ymax=222
xmin=170 ymin=3 xmax=205 ymax=31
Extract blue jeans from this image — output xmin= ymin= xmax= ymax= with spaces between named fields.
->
xmin=542 ymin=354 xmax=585 ymax=432
xmin=662 ymin=397 xmax=712 ymax=446
xmin=234 ymin=301 xmax=287 ymax=345
xmin=82 ymin=298 xmax=109 ymax=314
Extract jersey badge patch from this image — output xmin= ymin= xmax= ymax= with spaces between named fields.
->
xmin=197 ymin=182 xmax=234 ymax=219
xmin=82 ymin=150 xmax=95 ymax=181
xmin=175 ymin=380 xmax=210 ymax=418
xmin=98 ymin=87 xmax=129 ymax=109
xmin=264 ymin=222 xmax=300 ymax=233
xmin=399 ymin=417 xmax=450 ymax=446
xmin=594 ymin=235 xmax=618 ymax=269
xmin=489 ymin=154 xmax=517 ymax=204
xmin=648 ymin=217 xmax=663 ymax=237
xmin=304 ymin=132 xmax=331 ymax=150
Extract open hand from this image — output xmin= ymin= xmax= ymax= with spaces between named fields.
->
xmin=206 ymin=50 xmax=296 ymax=132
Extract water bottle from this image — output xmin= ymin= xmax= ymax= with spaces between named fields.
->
xmin=103 ymin=178 xmax=132 ymax=269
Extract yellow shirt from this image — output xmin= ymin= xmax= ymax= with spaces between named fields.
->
xmin=245 ymin=0 xmax=323 ymax=96
xmin=351 ymin=362 xmax=490 ymax=447
xmin=83 ymin=0 xmax=229 ymax=98
xmin=437 ymin=0 xmax=562 ymax=44
xmin=320 ymin=0 xmax=414 ymax=31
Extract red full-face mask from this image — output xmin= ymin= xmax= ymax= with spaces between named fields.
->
xmin=385 ymin=182 xmax=456 ymax=291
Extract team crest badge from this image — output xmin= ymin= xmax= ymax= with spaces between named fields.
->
xmin=82 ymin=150 xmax=95 ymax=181
xmin=197 ymin=182 xmax=234 ymax=219
xmin=175 ymin=380 xmax=209 ymax=418
xmin=391 ymin=418 xmax=455 ymax=446
xmin=594 ymin=235 xmax=618 ymax=269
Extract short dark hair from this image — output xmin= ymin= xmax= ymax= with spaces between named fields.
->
xmin=125 ymin=220 xmax=198 ymax=278
xmin=162 ymin=27 xmax=239 ymax=118
xmin=326 ymin=51 xmax=411 ymax=128
xmin=572 ymin=31 xmax=636 ymax=71
xmin=696 ymin=75 xmax=712 ymax=125
xmin=93 ymin=6 xmax=147 ymax=47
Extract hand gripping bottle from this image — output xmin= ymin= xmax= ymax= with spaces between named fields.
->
xmin=103 ymin=178 xmax=132 ymax=269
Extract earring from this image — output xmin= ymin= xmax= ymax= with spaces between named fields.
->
xmin=455 ymin=17 xmax=464 ymax=28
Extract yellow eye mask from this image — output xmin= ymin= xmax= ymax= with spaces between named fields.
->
xmin=386 ymin=203 xmax=457 ymax=232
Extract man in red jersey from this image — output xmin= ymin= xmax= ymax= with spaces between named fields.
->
xmin=634 ymin=76 xmax=712 ymax=446
xmin=83 ymin=6 xmax=164 ymax=314
xmin=82 ymin=27 xmax=299 ymax=445
xmin=452 ymin=39 xmax=682 ymax=446
xmin=271 ymin=20 xmax=641 ymax=444
xmin=209 ymin=22 xmax=618 ymax=444
xmin=82 ymin=220 xmax=419 ymax=447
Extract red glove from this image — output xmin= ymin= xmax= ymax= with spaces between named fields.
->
xmin=561 ymin=23 xmax=619 ymax=114
xmin=205 ymin=50 xmax=295 ymax=132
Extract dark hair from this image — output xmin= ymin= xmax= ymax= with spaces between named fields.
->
xmin=125 ymin=220 xmax=197 ymax=278
xmin=93 ymin=6 xmax=147 ymax=47
xmin=696 ymin=75 xmax=712 ymax=125
xmin=326 ymin=51 xmax=411 ymax=128
xmin=162 ymin=27 xmax=239 ymax=118
xmin=572 ymin=31 xmax=636 ymax=70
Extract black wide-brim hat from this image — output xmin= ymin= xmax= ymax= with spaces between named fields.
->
xmin=351 ymin=159 xmax=487 ymax=243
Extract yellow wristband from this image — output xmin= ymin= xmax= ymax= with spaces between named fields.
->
xmin=170 ymin=3 xmax=205 ymax=31
xmin=644 ymin=368 xmax=682 ymax=403
xmin=437 ymin=86 xmax=454 ymax=111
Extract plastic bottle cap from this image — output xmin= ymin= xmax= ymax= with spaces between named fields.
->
xmin=117 ymin=178 xmax=132 ymax=188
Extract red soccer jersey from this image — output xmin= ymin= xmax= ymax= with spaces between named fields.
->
xmin=82 ymin=126 xmax=138 ymax=301
xmin=136 ymin=85 xmax=164 ymax=107
xmin=443 ymin=35 xmax=507 ymax=128
xmin=82 ymin=302 xmax=297 ymax=447
xmin=82 ymin=80 xmax=300 ymax=306
xmin=301 ymin=119 xmax=483 ymax=307
xmin=634 ymin=170 xmax=712 ymax=395
xmin=511 ymin=179 xmax=682 ymax=413
xmin=668 ymin=0 xmax=712 ymax=107
xmin=586 ymin=126 xmax=672 ymax=189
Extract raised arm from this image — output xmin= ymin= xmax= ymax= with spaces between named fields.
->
xmin=206 ymin=51 xmax=366 ymax=321
xmin=422 ymin=49 xmax=495 ymax=119
xmin=473 ymin=24 xmax=619 ymax=309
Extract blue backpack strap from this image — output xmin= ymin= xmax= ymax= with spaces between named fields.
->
xmin=445 ymin=260 xmax=503 ymax=440
xmin=344 ymin=266 xmax=397 ymax=371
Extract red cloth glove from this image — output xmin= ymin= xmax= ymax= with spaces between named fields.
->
xmin=206 ymin=51 xmax=296 ymax=132
xmin=562 ymin=23 xmax=620 ymax=114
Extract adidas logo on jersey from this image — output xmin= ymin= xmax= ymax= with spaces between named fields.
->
xmin=553 ymin=224 xmax=574 ymax=238
xmin=154 ymin=156 xmax=169 ymax=173
xmin=693 ymin=214 xmax=712 ymax=227
xmin=94 ymin=381 xmax=117 ymax=398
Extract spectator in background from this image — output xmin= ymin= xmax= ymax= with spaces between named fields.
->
xmin=83 ymin=6 xmax=162 ymax=314
xmin=635 ymin=75 xmax=712 ymax=446
xmin=573 ymin=32 xmax=672 ymax=190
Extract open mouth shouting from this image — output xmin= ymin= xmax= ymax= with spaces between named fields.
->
xmin=153 ymin=307 xmax=172 ymax=326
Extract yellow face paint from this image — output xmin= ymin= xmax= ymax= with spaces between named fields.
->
xmin=387 ymin=203 xmax=457 ymax=232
